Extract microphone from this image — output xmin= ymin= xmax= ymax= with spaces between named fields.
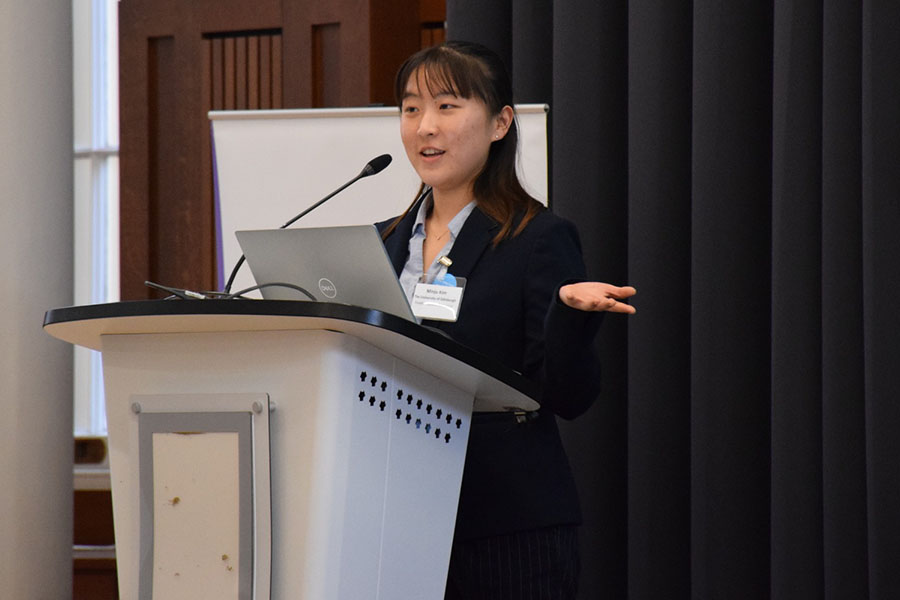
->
xmin=360 ymin=153 xmax=393 ymax=178
xmin=222 ymin=153 xmax=392 ymax=294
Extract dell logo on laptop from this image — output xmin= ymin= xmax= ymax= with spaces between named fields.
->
xmin=318 ymin=278 xmax=337 ymax=299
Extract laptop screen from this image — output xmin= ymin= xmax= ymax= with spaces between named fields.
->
xmin=235 ymin=226 xmax=416 ymax=322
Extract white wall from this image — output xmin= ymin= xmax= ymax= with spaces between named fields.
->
xmin=0 ymin=1 xmax=74 ymax=597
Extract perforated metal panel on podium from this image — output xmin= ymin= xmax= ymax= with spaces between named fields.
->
xmin=44 ymin=300 xmax=538 ymax=600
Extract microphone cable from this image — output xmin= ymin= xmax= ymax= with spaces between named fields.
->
xmin=145 ymin=280 xmax=316 ymax=302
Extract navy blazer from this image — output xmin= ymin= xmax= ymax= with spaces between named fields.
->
xmin=378 ymin=200 xmax=605 ymax=541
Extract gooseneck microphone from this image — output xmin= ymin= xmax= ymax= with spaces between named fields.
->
xmin=222 ymin=153 xmax=392 ymax=294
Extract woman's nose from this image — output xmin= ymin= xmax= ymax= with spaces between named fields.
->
xmin=417 ymin=108 xmax=437 ymax=136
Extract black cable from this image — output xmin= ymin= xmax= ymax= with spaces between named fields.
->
xmin=223 ymin=255 xmax=246 ymax=296
xmin=147 ymin=280 xmax=317 ymax=302
xmin=145 ymin=281 xmax=232 ymax=300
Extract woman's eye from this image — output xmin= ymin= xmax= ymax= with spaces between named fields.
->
xmin=402 ymin=105 xmax=418 ymax=114
xmin=439 ymin=103 xmax=456 ymax=110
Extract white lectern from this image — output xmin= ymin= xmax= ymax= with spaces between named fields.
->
xmin=44 ymin=300 xmax=538 ymax=600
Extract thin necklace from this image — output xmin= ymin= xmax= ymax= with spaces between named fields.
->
xmin=427 ymin=221 xmax=450 ymax=241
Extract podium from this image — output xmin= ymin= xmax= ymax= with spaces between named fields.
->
xmin=44 ymin=300 xmax=538 ymax=600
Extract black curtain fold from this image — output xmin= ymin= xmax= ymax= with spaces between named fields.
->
xmin=821 ymin=1 xmax=868 ymax=598
xmin=862 ymin=1 xmax=900 ymax=597
xmin=771 ymin=0 xmax=824 ymax=598
xmin=626 ymin=0 xmax=692 ymax=598
xmin=690 ymin=2 xmax=773 ymax=596
xmin=510 ymin=0 xmax=553 ymax=103
xmin=548 ymin=2 xmax=630 ymax=597
xmin=446 ymin=0 xmax=900 ymax=598
xmin=445 ymin=0 xmax=513 ymax=71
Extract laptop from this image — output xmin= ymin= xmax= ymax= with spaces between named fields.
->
xmin=235 ymin=225 xmax=416 ymax=321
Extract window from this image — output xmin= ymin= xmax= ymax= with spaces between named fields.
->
xmin=73 ymin=0 xmax=119 ymax=435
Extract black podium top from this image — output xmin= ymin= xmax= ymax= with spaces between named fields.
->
xmin=44 ymin=299 xmax=539 ymax=412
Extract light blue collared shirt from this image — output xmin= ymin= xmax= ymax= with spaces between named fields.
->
xmin=399 ymin=195 xmax=477 ymax=304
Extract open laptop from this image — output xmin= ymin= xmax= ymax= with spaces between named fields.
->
xmin=235 ymin=225 xmax=416 ymax=322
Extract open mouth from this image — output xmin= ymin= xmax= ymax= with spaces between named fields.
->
xmin=421 ymin=148 xmax=445 ymax=157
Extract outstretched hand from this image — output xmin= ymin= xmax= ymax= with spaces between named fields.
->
xmin=559 ymin=282 xmax=637 ymax=314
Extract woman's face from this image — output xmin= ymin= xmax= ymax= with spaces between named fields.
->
xmin=400 ymin=68 xmax=510 ymax=200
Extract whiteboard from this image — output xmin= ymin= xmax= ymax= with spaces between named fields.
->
xmin=210 ymin=105 xmax=549 ymax=293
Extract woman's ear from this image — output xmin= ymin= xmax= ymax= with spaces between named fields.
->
xmin=493 ymin=105 xmax=514 ymax=140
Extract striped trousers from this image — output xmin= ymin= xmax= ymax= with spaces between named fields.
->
xmin=444 ymin=525 xmax=580 ymax=600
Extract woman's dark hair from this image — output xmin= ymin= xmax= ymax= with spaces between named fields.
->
xmin=382 ymin=41 xmax=543 ymax=244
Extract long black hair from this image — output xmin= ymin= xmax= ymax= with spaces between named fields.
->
xmin=382 ymin=41 xmax=543 ymax=244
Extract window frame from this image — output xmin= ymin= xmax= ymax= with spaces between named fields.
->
xmin=72 ymin=0 xmax=120 ymax=435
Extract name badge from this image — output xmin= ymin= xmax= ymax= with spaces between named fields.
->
xmin=411 ymin=279 xmax=466 ymax=321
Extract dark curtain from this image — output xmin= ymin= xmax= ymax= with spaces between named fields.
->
xmin=447 ymin=0 xmax=900 ymax=598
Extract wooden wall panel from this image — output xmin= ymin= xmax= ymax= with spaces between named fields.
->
xmin=74 ymin=559 xmax=119 ymax=600
xmin=369 ymin=0 xmax=420 ymax=104
xmin=223 ymin=37 xmax=236 ymax=109
xmin=283 ymin=0 xmax=365 ymax=107
xmin=204 ymin=32 xmax=283 ymax=112
xmin=147 ymin=35 xmax=195 ymax=289
xmin=248 ymin=37 xmax=259 ymax=108
xmin=74 ymin=490 xmax=115 ymax=546
xmin=260 ymin=37 xmax=273 ymax=109
xmin=312 ymin=23 xmax=341 ymax=107
xmin=272 ymin=34 xmax=283 ymax=108
xmin=209 ymin=38 xmax=222 ymax=109
xmin=118 ymin=2 xmax=151 ymax=301
xmin=421 ymin=25 xmax=447 ymax=49
xmin=420 ymin=0 xmax=444 ymax=22
xmin=420 ymin=0 xmax=447 ymax=51
xmin=73 ymin=489 xmax=117 ymax=599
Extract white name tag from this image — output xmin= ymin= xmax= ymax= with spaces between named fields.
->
xmin=411 ymin=282 xmax=465 ymax=322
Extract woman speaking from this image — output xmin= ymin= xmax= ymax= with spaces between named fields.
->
xmin=378 ymin=41 xmax=636 ymax=599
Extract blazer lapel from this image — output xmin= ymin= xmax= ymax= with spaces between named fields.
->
xmin=381 ymin=198 xmax=424 ymax=276
xmin=445 ymin=206 xmax=498 ymax=279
